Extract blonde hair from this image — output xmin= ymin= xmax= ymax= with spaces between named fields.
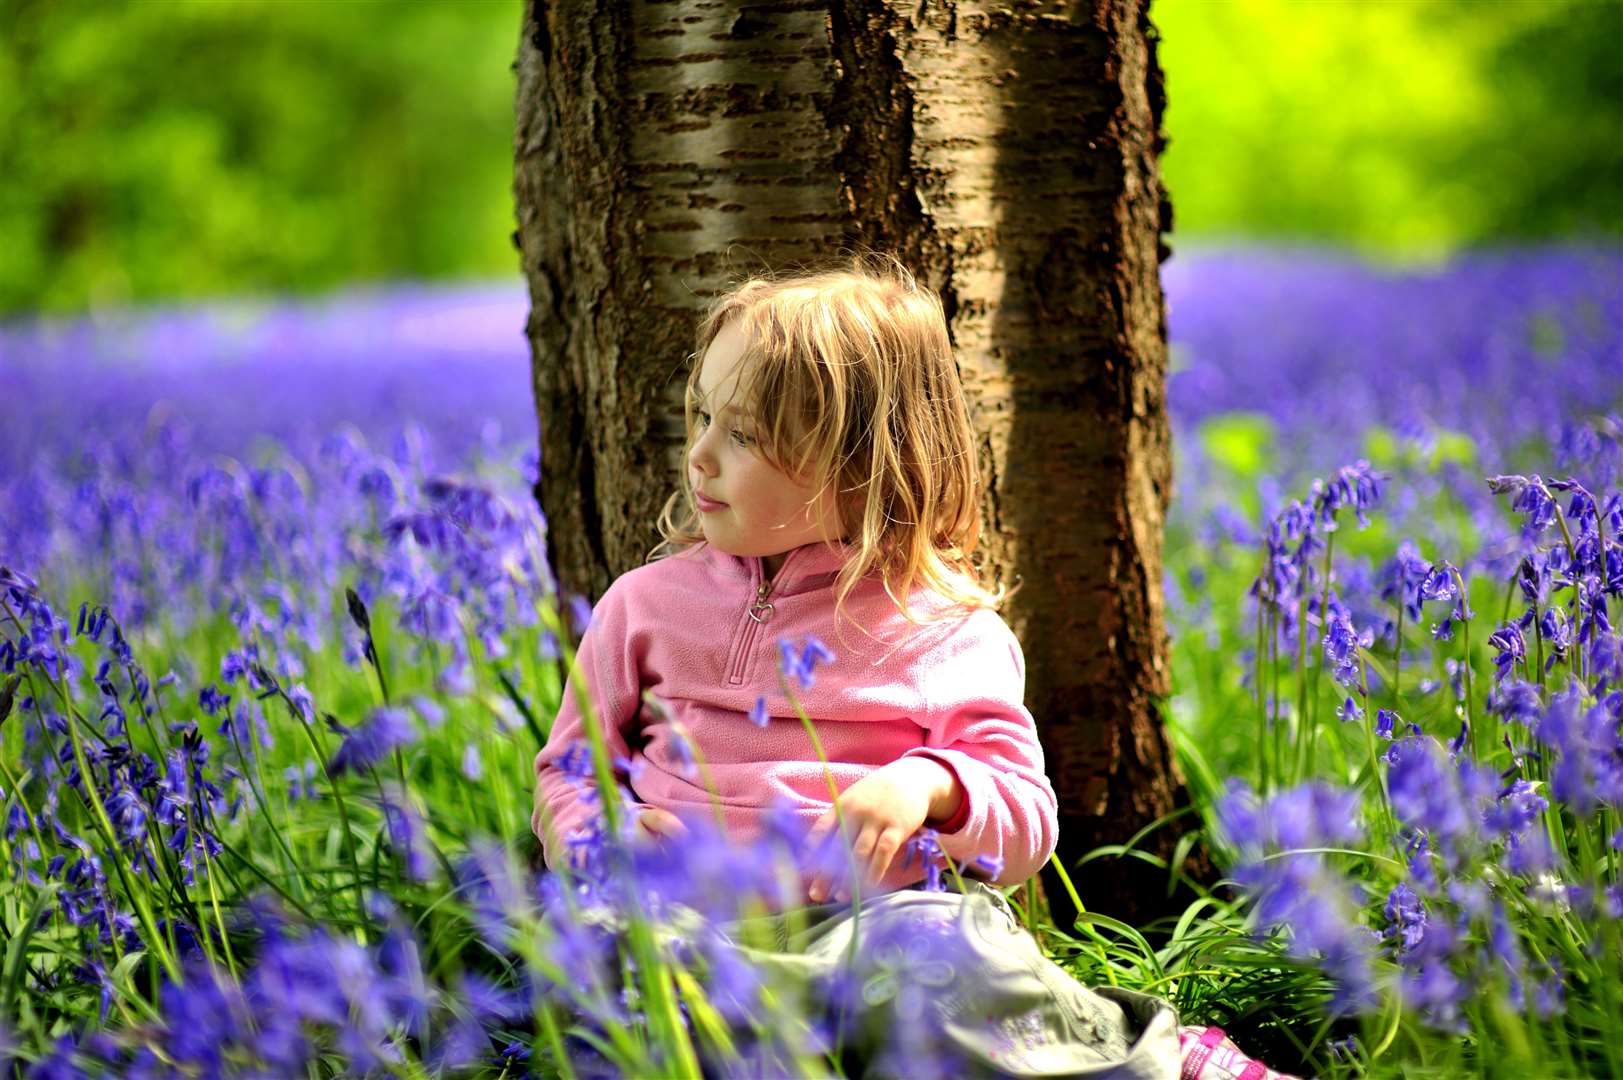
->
xmin=652 ymin=251 xmax=1007 ymax=634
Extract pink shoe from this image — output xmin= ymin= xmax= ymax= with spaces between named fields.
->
xmin=1176 ymin=1026 xmax=1300 ymax=1080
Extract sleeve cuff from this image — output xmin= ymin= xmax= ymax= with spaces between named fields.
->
xmin=920 ymin=754 xmax=971 ymax=834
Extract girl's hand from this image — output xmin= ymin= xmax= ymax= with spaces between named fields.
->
xmin=805 ymin=757 xmax=960 ymax=903
xmin=636 ymin=807 xmax=688 ymax=843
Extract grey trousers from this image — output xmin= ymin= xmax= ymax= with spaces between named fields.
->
xmin=724 ymin=882 xmax=1184 ymax=1079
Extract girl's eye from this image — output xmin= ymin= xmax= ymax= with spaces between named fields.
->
xmin=697 ymin=411 xmax=751 ymax=446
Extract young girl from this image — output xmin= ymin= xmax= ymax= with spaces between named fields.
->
xmin=532 ymin=254 xmax=1294 ymax=1079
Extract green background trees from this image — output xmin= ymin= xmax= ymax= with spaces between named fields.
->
xmin=2 ymin=0 xmax=1617 ymax=315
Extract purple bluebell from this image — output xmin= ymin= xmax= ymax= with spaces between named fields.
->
xmin=557 ymin=741 xmax=594 ymax=788
xmin=1486 ymin=623 xmax=1527 ymax=683
xmin=1383 ymin=882 xmax=1428 ymax=955
xmin=1487 ymin=679 xmax=1543 ymax=725
xmin=1378 ymin=541 xmax=1431 ymax=621
xmin=1417 ymin=563 xmax=1458 ymax=605
xmin=285 ymin=683 xmax=316 ymax=724
xmin=1536 ymin=685 xmax=1623 ymax=814
xmin=1385 ymin=737 xmax=1494 ymax=868
xmin=327 ymin=706 xmax=416 ymax=776
xmin=973 ymin=853 xmax=1005 ymax=878
xmin=777 ymin=634 xmax=836 ymax=690
xmin=1321 ymin=613 xmax=1365 ymax=687
xmin=1505 ymin=829 xmax=1557 ymax=876
xmin=196 ymin=685 xmax=230 ymax=716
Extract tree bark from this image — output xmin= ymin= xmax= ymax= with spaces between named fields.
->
xmin=514 ymin=0 xmax=1200 ymax=923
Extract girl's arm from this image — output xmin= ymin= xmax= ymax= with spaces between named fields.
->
xmin=901 ymin=615 xmax=1060 ymax=884
xmin=531 ymin=581 xmax=647 ymax=867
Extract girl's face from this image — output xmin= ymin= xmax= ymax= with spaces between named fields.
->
xmin=687 ymin=320 xmax=846 ymax=575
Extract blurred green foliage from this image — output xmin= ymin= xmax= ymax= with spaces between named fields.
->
xmin=0 ymin=0 xmax=521 ymax=314
xmin=1156 ymin=0 xmax=1623 ymax=260
xmin=0 ymin=0 xmax=1617 ymax=314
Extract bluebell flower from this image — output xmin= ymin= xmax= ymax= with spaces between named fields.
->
xmin=435 ymin=653 xmax=473 ymax=695
xmin=1317 ymin=460 xmax=1383 ymax=529
xmin=902 ymin=828 xmax=947 ymax=891
xmin=409 ymin=694 xmax=444 ymax=729
xmin=1486 ymin=623 xmax=1526 ymax=683
xmin=429 ymin=1017 xmax=488 ymax=1073
xmin=28 ymin=1033 xmax=91 ymax=1080
xmin=1516 ymin=554 xmax=1550 ymax=606
xmin=1537 ymin=606 xmax=1572 ymax=670
xmin=698 ymin=933 xmax=762 ymax=1023
xmin=778 ymin=635 xmax=836 ymax=690
xmin=103 ymin=784 xmax=147 ymax=846
xmin=286 ymin=682 xmax=316 ymax=723
xmin=327 ymin=706 xmax=416 ymax=776
xmin=557 ymin=741 xmax=594 ymax=787
xmin=1576 ymin=574 xmax=1613 ymax=647
xmin=1505 ymin=830 xmax=1556 ymax=877
xmin=399 ymin=586 xmax=459 ymax=644
xmin=1383 ymin=882 xmax=1427 ymax=955
xmin=1374 ymin=708 xmax=1399 ymax=739
xmin=219 ymin=649 xmax=252 ymax=684
xmin=1378 ymin=541 xmax=1431 ymax=621
xmin=1590 ymin=631 xmax=1623 ymax=693
xmin=1217 ymin=779 xmax=1363 ymax=856
xmin=748 ymin=694 xmax=770 ymax=728
xmin=197 ymin=685 xmax=230 ymax=716
xmin=1487 ymin=679 xmax=1543 ymax=725
xmin=1398 ymin=927 xmax=1468 ymax=1033
xmin=1385 ymin=737 xmax=1495 ymax=868
xmin=1321 ymin=613 xmax=1365 ymax=686
xmin=1482 ymin=779 xmax=1547 ymax=838
xmin=1535 ymin=685 xmax=1623 ymax=814
xmin=382 ymin=509 xmax=454 ymax=552
xmin=1497 ymin=474 xmax=1560 ymax=537
xmin=1417 ymin=562 xmax=1458 ymax=604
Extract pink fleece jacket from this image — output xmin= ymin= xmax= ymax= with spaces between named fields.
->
xmin=531 ymin=538 xmax=1059 ymax=893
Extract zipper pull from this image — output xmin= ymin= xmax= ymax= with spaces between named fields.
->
xmin=748 ymin=580 xmax=775 ymax=623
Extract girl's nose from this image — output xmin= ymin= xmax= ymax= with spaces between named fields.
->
xmin=689 ymin=427 xmax=717 ymax=476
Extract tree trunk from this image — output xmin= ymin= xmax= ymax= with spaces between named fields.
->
xmin=514 ymin=0 xmax=1200 ymax=923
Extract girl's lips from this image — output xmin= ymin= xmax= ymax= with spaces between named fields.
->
xmin=695 ymin=492 xmax=728 ymax=512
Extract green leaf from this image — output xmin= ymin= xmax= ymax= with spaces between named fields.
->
xmin=3 ymin=881 xmax=60 ymax=1013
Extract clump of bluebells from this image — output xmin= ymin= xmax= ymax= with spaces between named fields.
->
xmin=0 ymin=287 xmax=1034 ymax=1077
xmin=5 ymin=259 xmax=1622 ymax=1075
xmin=0 ymin=541 xmax=1002 ymax=1077
xmin=1209 ymin=452 xmax=1623 ymax=1076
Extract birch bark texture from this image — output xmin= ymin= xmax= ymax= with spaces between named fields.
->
xmin=514 ymin=0 xmax=1193 ymax=920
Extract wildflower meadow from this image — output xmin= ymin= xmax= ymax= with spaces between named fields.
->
xmin=1 ymin=246 xmax=1619 ymax=1077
